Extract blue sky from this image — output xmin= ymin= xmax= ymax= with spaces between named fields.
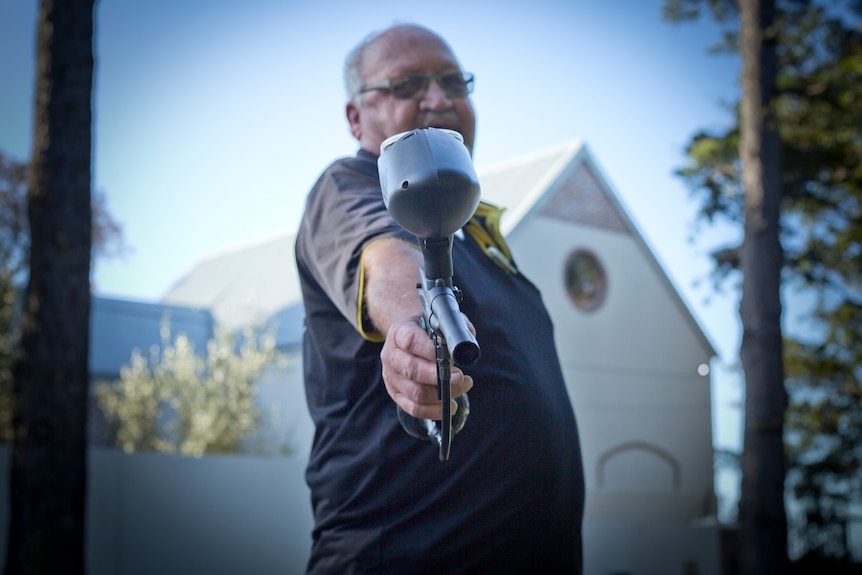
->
xmin=2 ymin=0 xmax=745 ymax=516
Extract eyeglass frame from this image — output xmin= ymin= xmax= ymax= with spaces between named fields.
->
xmin=357 ymin=72 xmax=475 ymax=100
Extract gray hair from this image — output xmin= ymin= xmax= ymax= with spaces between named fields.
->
xmin=343 ymin=31 xmax=373 ymax=102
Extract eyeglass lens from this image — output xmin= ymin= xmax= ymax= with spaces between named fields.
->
xmin=391 ymin=73 xmax=473 ymax=99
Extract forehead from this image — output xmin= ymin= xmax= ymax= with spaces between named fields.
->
xmin=362 ymin=28 xmax=461 ymax=80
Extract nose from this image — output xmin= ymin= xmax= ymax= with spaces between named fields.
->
xmin=420 ymin=78 xmax=452 ymax=110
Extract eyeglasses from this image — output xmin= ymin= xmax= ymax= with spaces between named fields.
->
xmin=358 ymin=72 xmax=475 ymax=100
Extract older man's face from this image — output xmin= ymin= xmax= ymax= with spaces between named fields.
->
xmin=346 ymin=28 xmax=476 ymax=156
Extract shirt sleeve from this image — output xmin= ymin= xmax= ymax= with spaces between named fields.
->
xmin=296 ymin=153 xmax=417 ymax=340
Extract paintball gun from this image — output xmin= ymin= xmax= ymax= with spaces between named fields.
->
xmin=378 ymin=127 xmax=481 ymax=461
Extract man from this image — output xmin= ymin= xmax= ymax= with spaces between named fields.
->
xmin=295 ymin=24 xmax=584 ymax=574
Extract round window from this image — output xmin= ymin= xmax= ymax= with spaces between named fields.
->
xmin=564 ymin=249 xmax=607 ymax=311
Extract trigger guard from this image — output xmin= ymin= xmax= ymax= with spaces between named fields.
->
xmin=452 ymin=393 xmax=470 ymax=434
xmin=397 ymin=406 xmax=431 ymax=440
xmin=396 ymin=393 xmax=471 ymax=442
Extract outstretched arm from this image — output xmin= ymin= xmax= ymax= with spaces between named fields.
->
xmin=362 ymin=238 xmax=473 ymax=421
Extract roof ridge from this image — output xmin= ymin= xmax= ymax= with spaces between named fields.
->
xmin=194 ymin=228 xmax=297 ymax=265
xmin=476 ymin=139 xmax=583 ymax=175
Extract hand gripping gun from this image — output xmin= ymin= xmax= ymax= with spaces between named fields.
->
xmin=378 ymin=128 xmax=481 ymax=461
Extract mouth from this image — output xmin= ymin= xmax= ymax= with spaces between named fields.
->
xmin=421 ymin=113 xmax=460 ymax=134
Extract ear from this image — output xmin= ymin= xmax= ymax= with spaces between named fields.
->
xmin=346 ymin=101 xmax=362 ymax=141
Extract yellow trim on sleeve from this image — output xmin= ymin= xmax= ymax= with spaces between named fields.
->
xmin=356 ymin=237 xmax=421 ymax=342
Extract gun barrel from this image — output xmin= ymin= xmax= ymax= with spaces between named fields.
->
xmin=428 ymin=286 xmax=481 ymax=367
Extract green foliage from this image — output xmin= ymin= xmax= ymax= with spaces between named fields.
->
xmin=784 ymin=301 xmax=862 ymax=560
xmin=663 ymin=0 xmax=738 ymax=25
xmin=664 ymin=0 xmax=862 ymax=560
xmin=96 ymin=323 xmax=284 ymax=457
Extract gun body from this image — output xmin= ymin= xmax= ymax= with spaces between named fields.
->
xmin=378 ymin=128 xmax=481 ymax=461
xmin=412 ymin=268 xmax=478 ymax=461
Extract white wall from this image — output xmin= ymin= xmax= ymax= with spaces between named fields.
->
xmin=585 ymin=520 xmax=722 ymax=575
xmin=508 ymin=215 xmax=717 ymax=525
xmin=0 ymin=445 xmax=314 ymax=575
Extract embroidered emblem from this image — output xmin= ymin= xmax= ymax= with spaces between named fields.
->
xmin=464 ymin=202 xmax=518 ymax=274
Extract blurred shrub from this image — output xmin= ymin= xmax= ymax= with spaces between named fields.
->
xmin=97 ymin=323 xmax=283 ymax=457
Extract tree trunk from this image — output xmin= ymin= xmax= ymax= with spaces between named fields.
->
xmin=737 ymin=0 xmax=788 ymax=574
xmin=5 ymin=0 xmax=95 ymax=573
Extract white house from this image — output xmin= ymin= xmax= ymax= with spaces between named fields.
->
xmin=0 ymin=139 xmax=724 ymax=575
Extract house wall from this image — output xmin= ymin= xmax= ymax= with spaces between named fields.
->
xmin=585 ymin=521 xmax=722 ymax=575
xmin=248 ymin=352 xmax=312 ymax=457
xmin=507 ymin=215 xmax=717 ymax=525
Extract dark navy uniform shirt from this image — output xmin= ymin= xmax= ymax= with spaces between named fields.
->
xmin=295 ymin=149 xmax=584 ymax=574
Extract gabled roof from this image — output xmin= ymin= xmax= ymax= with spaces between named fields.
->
xmin=161 ymin=231 xmax=300 ymax=330
xmin=477 ymin=139 xmax=637 ymax=238
xmin=478 ymin=140 xmax=716 ymax=357
xmin=476 ymin=140 xmax=585 ymax=235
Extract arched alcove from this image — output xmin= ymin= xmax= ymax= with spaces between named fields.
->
xmin=597 ymin=440 xmax=682 ymax=491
